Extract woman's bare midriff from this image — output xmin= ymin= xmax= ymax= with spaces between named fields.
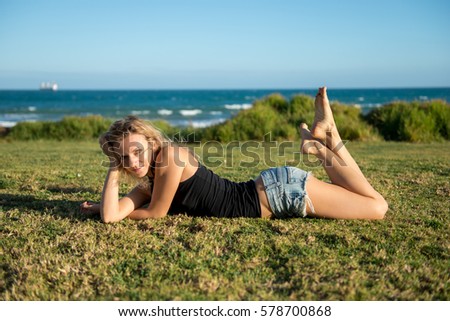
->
xmin=254 ymin=176 xmax=273 ymax=219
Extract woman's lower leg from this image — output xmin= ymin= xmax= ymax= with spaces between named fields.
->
xmin=301 ymin=123 xmax=382 ymax=200
xmin=311 ymin=87 xmax=365 ymax=178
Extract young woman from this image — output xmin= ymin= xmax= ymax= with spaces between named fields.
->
xmin=80 ymin=87 xmax=388 ymax=222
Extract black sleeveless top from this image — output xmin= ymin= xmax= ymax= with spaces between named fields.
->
xmin=164 ymin=164 xmax=261 ymax=218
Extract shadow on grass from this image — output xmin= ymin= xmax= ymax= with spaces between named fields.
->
xmin=0 ymin=193 xmax=100 ymax=222
xmin=45 ymin=186 xmax=97 ymax=194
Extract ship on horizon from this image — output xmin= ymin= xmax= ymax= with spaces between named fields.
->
xmin=40 ymin=82 xmax=58 ymax=91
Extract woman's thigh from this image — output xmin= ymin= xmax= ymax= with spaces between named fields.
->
xmin=305 ymin=175 xmax=384 ymax=219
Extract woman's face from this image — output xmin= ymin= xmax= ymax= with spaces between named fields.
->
xmin=118 ymin=133 xmax=153 ymax=178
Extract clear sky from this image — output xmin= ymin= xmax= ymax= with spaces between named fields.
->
xmin=1 ymin=0 xmax=449 ymax=89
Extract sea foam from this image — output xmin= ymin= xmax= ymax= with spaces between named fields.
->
xmin=131 ymin=110 xmax=151 ymax=115
xmin=172 ymin=118 xmax=227 ymax=128
xmin=179 ymin=109 xmax=202 ymax=116
xmin=224 ymin=103 xmax=252 ymax=110
xmin=0 ymin=121 xmax=17 ymax=128
xmin=158 ymin=109 xmax=173 ymax=116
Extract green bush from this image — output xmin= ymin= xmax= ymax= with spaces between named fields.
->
xmin=288 ymin=94 xmax=315 ymax=125
xmin=8 ymin=121 xmax=50 ymax=140
xmin=199 ymin=95 xmax=297 ymax=142
xmin=264 ymin=93 xmax=290 ymax=114
xmin=286 ymin=95 xmax=379 ymax=142
xmin=428 ymin=100 xmax=450 ymax=139
xmin=6 ymin=116 xmax=177 ymax=141
xmin=365 ymin=100 xmax=450 ymax=142
xmin=332 ymin=102 xmax=381 ymax=141
xmin=197 ymin=93 xmax=379 ymax=142
xmin=9 ymin=116 xmax=112 ymax=141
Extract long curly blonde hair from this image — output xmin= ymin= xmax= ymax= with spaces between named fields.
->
xmin=99 ymin=115 xmax=170 ymax=189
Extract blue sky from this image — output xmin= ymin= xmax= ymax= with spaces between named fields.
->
xmin=0 ymin=0 xmax=449 ymax=89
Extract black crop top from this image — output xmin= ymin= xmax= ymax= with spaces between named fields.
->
xmin=165 ymin=164 xmax=261 ymax=218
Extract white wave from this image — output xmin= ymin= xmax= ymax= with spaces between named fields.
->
xmin=173 ymin=118 xmax=227 ymax=128
xmin=157 ymin=109 xmax=173 ymax=116
xmin=190 ymin=119 xmax=226 ymax=128
xmin=419 ymin=96 xmax=429 ymax=100
xmin=0 ymin=121 xmax=17 ymax=127
xmin=358 ymin=97 xmax=365 ymax=102
xmin=179 ymin=109 xmax=202 ymax=116
xmin=131 ymin=110 xmax=150 ymax=115
xmin=224 ymin=103 xmax=252 ymax=110
xmin=209 ymin=111 xmax=223 ymax=115
xmin=361 ymin=103 xmax=382 ymax=108
xmin=3 ymin=113 xmax=39 ymax=120
xmin=28 ymin=106 xmax=37 ymax=112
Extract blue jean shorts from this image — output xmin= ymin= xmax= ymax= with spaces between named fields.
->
xmin=260 ymin=166 xmax=313 ymax=219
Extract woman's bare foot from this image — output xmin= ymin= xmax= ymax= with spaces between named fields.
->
xmin=300 ymin=123 xmax=324 ymax=156
xmin=311 ymin=87 xmax=336 ymax=143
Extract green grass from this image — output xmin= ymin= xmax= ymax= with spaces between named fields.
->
xmin=1 ymin=140 xmax=449 ymax=300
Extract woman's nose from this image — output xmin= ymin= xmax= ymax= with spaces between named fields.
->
xmin=129 ymin=155 xmax=140 ymax=168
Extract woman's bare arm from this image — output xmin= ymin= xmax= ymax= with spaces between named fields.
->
xmin=80 ymin=184 xmax=152 ymax=221
xmin=100 ymin=168 xmax=121 ymax=222
xmin=99 ymin=169 xmax=155 ymax=223
xmin=90 ymin=145 xmax=186 ymax=223
xmin=126 ymin=145 xmax=185 ymax=220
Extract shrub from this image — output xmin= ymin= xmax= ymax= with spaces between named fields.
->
xmin=196 ymin=93 xmax=380 ymax=142
xmin=233 ymin=103 xmax=297 ymax=141
xmin=288 ymin=94 xmax=315 ymax=125
xmin=428 ymin=100 xmax=450 ymax=139
xmin=8 ymin=121 xmax=50 ymax=140
xmin=332 ymin=103 xmax=381 ymax=141
xmin=199 ymin=96 xmax=297 ymax=142
xmin=366 ymin=100 xmax=450 ymax=142
xmin=9 ymin=116 xmax=111 ymax=140
xmin=6 ymin=116 xmax=178 ymax=141
xmin=288 ymin=95 xmax=379 ymax=142
xmin=263 ymin=93 xmax=290 ymax=114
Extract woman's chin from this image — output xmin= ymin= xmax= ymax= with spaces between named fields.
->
xmin=128 ymin=167 xmax=148 ymax=178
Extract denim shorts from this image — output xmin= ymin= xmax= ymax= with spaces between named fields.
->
xmin=260 ymin=166 xmax=314 ymax=219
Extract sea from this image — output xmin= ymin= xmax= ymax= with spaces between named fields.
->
xmin=1 ymin=88 xmax=449 ymax=128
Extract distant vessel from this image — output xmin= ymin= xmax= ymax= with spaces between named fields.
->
xmin=40 ymin=82 xmax=58 ymax=91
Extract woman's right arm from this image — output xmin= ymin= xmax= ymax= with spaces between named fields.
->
xmin=100 ymin=168 xmax=121 ymax=223
xmin=100 ymin=168 xmax=152 ymax=223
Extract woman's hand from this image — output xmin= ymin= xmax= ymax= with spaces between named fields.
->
xmin=99 ymin=134 xmax=121 ymax=169
xmin=80 ymin=201 xmax=100 ymax=215
xmin=99 ymin=134 xmax=113 ymax=156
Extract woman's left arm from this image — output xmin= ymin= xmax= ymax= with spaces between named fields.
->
xmin=128 ymin=146 xmax=184 ymax=220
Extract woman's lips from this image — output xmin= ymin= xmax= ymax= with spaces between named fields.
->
xmin=131 ymin=167 xmax=143 ymax=174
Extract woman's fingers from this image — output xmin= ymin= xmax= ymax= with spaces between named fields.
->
xmin=80 ymin=201 xmax=95 ymax=212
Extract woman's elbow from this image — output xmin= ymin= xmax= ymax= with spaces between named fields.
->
xmin=371 ymin=196 xmax=389 ymax=220
xmin=100 ymin=210 xmax=117 ymax=224
xmin=100 ymin=215 xmax=112 ymax=224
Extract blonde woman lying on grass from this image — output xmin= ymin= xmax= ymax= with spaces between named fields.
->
xmin=80 ymin=87 xmax=388 ymax=222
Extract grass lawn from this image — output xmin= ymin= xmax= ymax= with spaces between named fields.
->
xmin=0 ymin=140 xmax=449 ymax=300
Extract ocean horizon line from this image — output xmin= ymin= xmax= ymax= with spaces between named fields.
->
xmin=1 ymin=86 xmax=450 ymax=91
